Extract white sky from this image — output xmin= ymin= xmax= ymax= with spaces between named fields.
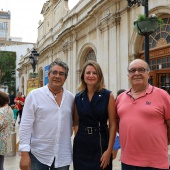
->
xmin=0 ymin=0 xmax=79 ymax=43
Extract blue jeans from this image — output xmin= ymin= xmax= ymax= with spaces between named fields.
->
xmin=121 ymin=162 xmax=168 ymax=170
xmin=30 ymin=152 xmax=70 ymax=170
xmin=113 ymin=136 xmax=121 ymax=150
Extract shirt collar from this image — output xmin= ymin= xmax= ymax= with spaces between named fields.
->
xmin=127 ymin=84 xmax=154 ymax=95
xmin=45 ymin=84 xmax=65 ymax=96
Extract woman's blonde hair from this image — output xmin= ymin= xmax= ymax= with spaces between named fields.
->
xmin=78 ymin=60 xmax=105 ymax=92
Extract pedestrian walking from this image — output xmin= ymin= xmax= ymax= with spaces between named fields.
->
xmin=0 ymin=91 xmax=13 ymax=170
xmin=10 ymin=104 xmax=19 ymax=125
xmin=9 ymin=91 xmax=15 ymax=106
xmin=14 ymin=92 xmax=24 ymax=124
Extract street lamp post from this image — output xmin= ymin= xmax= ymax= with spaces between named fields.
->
xmin=29 ymin=48 xmax=39 ymax=73
xmin=127 ymin=0 xmax=150 ymax=65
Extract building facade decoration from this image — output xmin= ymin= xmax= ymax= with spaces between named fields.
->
xmin=17 ymin=0 xmax=170 ymax=95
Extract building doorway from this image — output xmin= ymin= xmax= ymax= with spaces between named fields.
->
xmin=149 ymin=70 xmax=170 ymax=91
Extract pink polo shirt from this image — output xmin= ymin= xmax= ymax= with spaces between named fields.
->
xmin=116 ymin=85 xmax=170 ymax=169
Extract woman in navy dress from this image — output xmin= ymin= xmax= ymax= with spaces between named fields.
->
xmin=73 ymin=60 xmax=117 ymax=170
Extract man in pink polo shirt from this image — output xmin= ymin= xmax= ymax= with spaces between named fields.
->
xmin=116 ymin=59 xmax=170 ymax=170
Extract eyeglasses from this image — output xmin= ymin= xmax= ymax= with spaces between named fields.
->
xmin=50 ymin=70 xmax=66 ymax=77
xmin=128 ymin=67 xmax=148 ymax=74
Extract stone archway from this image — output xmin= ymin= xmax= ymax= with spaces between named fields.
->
xmin=77 ymin=43 xmax=97 ymax=70
xmin=76 ymin=43 xmax=97 ymax=85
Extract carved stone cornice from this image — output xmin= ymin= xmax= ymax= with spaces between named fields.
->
xmin=114 ymin=11 xmax=121 ymax=25
xmin=98 ymin=12 xmax=121 ymax=32
xmin=62 ymin=41 xmax=73 ymax=52
xmin=50 ymin=0 xmax=59 ymax=4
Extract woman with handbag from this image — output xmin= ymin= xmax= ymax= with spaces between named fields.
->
xmin=73 ymin=60 xmax=117 ymax=170
xmin=0 ymin=91 xmax=13 ymax=170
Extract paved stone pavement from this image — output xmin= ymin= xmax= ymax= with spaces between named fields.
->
xmin=4 ymin=143 xmax=170 ymax=170
xmin=4 ymin=150 xmax=121 ymax=170
xmin=4 ymin=123 xmax=121 ymax=170
xmin=4 ymin=123 xmax=170 ymax=170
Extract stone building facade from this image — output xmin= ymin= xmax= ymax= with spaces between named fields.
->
xmin=18 ymin=0 xmax=170 ymax=95
xmin=0 ymin=10 xmax=10 ymax=40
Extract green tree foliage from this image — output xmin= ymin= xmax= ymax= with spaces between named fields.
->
xmin=0 ymin=51 xmax=16 ymax=93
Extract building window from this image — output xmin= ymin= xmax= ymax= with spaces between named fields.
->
xmin=0 ymin=22 xmax=8 ymax=37
xmin=150 ymin=56 xmax=170 ymax=70
xmin=0 ymin=22 xmax=8 ymax=29
xmin=141 ymin=17 xmax=170 ymax=71
xmin=149 ymin=18 xmax=170 ymax=48
xmin=142 ymin=18 xmax=170 ymax=50
xmin=85 ymin=49 xmax=96 ymax=62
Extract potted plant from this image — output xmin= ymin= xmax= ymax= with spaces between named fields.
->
xmin=134 ymin=14 xmax=164 ymax=35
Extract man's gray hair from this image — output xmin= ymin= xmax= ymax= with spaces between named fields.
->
xmin=48 ymin=59 xmax=69 ymax=77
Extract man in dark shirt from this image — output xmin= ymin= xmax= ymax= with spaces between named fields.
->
xmin=9 ymin=91 xmax=15 ymax=106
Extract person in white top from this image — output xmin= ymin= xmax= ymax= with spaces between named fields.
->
xmin=19 ymin=60 xmax=74 ymax=170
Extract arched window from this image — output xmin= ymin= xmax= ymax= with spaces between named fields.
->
xmin=149 ymin=18 xmax=170 ymax=48
xmin=85 ymin=49 xmax=96 ymax=62
xmin=142 ymin=18 xmax=170 ymax=70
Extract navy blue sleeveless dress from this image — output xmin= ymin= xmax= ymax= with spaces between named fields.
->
xmin=73 ymin=89 xmax=112 ymax=170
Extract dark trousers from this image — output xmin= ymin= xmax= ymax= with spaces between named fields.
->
xmin=122 ymin=163 xmax=168 ymax=170
xmin=17 ymin=110 xmax=23 ymax=122
xmin=0 ymin=155 xmax=4 ymax=170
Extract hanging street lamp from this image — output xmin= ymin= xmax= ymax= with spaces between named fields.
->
xmin=127 ymin=0 xmax=150 ymax=65
xmin=29 ymin=48 xmax=39 ymax=73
